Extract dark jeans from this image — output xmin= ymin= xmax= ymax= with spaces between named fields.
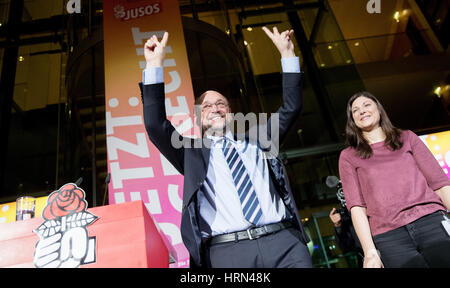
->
xmin=205 ymin=227 xmax=312 ymax=268
xmin=373 ymin=211 xmax=450 ymax=268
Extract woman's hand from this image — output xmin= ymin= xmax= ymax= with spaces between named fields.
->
xmin=364 ymin=248 xmax=384 ymax=268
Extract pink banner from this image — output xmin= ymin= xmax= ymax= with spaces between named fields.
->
xmin=103 ymin=0 xmax=195 ymax=267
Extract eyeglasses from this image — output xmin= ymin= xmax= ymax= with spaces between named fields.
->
xmin=201 ymin=101 xmax=228 ymax=112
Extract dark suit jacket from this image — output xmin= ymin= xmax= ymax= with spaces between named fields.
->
xmin=139 ymin=72 xmax=310 ymax=267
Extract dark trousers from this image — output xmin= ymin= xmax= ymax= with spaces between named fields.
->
xmin=373 ymin=211 xmax=450 ymax=268
xmin=205 ymin=227 xmax=312 ymax=268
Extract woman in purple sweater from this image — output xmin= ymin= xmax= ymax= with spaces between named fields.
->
xmin=339 ymin=91 xmax=450 ymax=268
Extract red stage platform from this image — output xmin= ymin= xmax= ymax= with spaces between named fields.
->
xmin=0 ymin=200 xmax=173 ymax=268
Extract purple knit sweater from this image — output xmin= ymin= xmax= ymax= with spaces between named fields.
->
xmin=339 ymin=130 xmax=449 ymax=236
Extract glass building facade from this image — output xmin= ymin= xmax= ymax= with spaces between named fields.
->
xmin=0 ymin=0 xmax=449 ymax=267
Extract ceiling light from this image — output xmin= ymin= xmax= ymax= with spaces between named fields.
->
xmin=18 ymin=56 xmax=24 ymax=62
xmin=434 ymin=87 xmax=442 ymax=97
xmin=394 ymin=11 xmax=400 ymax=23
xmin=354 ymin=42 xmax=360 ymax=47
xmin=246 ymin=27 xmax=253 ymax=32
xmin=327 ymin=45 xmax=333 ymax=50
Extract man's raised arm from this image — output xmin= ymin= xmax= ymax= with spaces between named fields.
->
xmin=140 ymin=32 xmax=185 ymax=175
xmin=262 ymin=26 xmax=303 ymax=145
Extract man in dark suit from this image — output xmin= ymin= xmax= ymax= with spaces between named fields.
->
xmin=140 ymin=27 xmax=311 ymax=268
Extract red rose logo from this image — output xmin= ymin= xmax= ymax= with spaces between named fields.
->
xmin=43 ymin=184 xmax=87 ymax=220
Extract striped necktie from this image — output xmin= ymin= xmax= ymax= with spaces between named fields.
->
xmin=222 ymin=138 xmax=262 ymax=224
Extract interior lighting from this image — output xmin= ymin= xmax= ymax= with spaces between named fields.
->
xmin=434 ymin=86 xmax=442 ymax=97
xmin=394 ymin=11 xmax=400 ymax=23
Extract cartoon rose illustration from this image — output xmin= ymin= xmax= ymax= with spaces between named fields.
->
xmin=34 ymin=183 xmax=97 ymax=268
xmin=42 ymin=184 xmax=87 ymax=220
xmin=113 ymin=5 xmax=126 ymax=19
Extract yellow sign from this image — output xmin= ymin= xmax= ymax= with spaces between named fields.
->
xmin=419 ymin=130 xmax=450 ymax=179
xmin=0 ymin=196 xmax=48 ymax=224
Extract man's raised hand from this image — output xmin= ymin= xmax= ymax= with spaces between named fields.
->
xmin=144 ymin=31 xmax=169 ymax=68
xmin=262 ymin=26 xmax=296 ymax=58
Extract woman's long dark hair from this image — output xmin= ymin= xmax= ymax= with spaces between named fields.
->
xmin=345 ymin=91 xmax=403 ymax=159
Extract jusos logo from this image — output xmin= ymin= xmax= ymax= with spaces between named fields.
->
xmin=114 ymin=2 xmax=161 ymax=21
xmin=33 ymin=183 xmax=98 ymax=268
